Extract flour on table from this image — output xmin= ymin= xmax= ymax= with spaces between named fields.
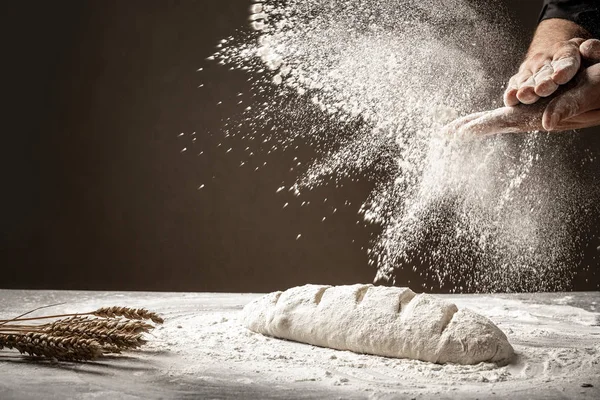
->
xmin=243 ymin=284 xmax=514 ymax=365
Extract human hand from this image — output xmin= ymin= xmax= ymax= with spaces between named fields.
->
xmin=443 ymin=39 xmax=600 ymax=139
xmin=543 ymin=39 xmax=600 ymax=130
xmin=503 ymin=37 xmax=585 ymax=107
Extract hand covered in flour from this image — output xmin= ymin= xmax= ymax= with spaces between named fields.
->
xmin=504 ymin=38 xmax=584 ymax=106
xmin=443 ymin=39 xmax=600 ymax=139
xmin=503 ymin=19 xmax=590 ymax=106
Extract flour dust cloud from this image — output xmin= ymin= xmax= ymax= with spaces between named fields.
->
xmin=210 ymin=0 xmax=599 ymax=292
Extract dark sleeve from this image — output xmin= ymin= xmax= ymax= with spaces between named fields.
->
xmin=539 ymin=0 xmax=600 ymax=38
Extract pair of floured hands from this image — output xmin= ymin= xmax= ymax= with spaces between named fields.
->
xmin=444 ymin=39 xmax=600 ymax=139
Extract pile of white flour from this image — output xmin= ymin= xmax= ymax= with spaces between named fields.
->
xmin=212 ymin=0 xmax=600 ymax=292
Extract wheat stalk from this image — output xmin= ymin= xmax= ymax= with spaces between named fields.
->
xmin=92 ymin=307 xmax=164 ymax=324
xmin=45 ymin=318 xmax=151 ymax=349
xmin=46 ymin=317 xmax=154 ymax=335
xmin=0 ymin=306 xmax=164 ymax=325
xmin=0 ymin=305 xmax=163 ymax=362
xmin=0 ymin=333 xmax=104 ymax=361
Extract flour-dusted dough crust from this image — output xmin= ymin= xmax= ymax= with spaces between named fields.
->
xmin=242 ymin=284 xmax=514 ymax=365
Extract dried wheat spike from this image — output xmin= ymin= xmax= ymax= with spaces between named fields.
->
xmin=1 ymin=333 xmax=103 ymax=361
xmin=69 ymin=329 xmax=146 ymax=349
xmin=98 ymin=332 xmax=147 ymax=349
xmin=92 ymin=307 xmax=164 ymax=324
xmin=46 ymin=325 xmax=148 ymax=350
xmin=47 ymin=318 xmax=154 ymax=336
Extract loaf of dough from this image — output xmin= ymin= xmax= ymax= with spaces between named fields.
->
xmin=242 ymin=284 xmax=514 ymax=365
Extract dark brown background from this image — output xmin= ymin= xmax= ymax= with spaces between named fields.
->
xmin=1 ymin=1 xmax=598 ymax=292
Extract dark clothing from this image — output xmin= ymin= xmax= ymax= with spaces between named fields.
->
xmin=540 ymin=0 xmax=600 ymax=38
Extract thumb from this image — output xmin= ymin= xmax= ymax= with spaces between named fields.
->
xmin=542 ymin=90 xmax=584 ymax=131
xmin=543 ymin=65 xmax=600 ymax=131
xmin=580 ymin=39 xmax=600 ymax=62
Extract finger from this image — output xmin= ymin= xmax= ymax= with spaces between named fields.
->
xmin=504 ymin=70 xmax=533 ymax=106
xmin=516 ymin=75 xmax=540 ymax=104
xmin=555 ymin=109 xmax=600 ymax=130
xmin=580 ymin=39 xmax=600 ymax=62
xmin=542 ymin=63 xmax=600 ymax=130
xmin=456 ymin=109 xmax=515 ymax=139
xmin=440 ymin=111 xmax=489 ymax=138
xmin=455 ymin=106 xmax=543 ymax=139
xmin=550 ymin=40 xmax=582 ymax=85
xmin=503 ymin=76 xmax=520 ymax=107
xmin=533 ymin=63 xmax=559 ymax=97
xmin=542 ymin=91 xmax=582 ymax=131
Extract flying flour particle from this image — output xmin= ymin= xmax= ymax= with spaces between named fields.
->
xmin=212 ymin=0 xmax=599 ymax=292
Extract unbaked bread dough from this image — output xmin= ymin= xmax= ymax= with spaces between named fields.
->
xmin=242 ymin=284 xmax=514 ymax=365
